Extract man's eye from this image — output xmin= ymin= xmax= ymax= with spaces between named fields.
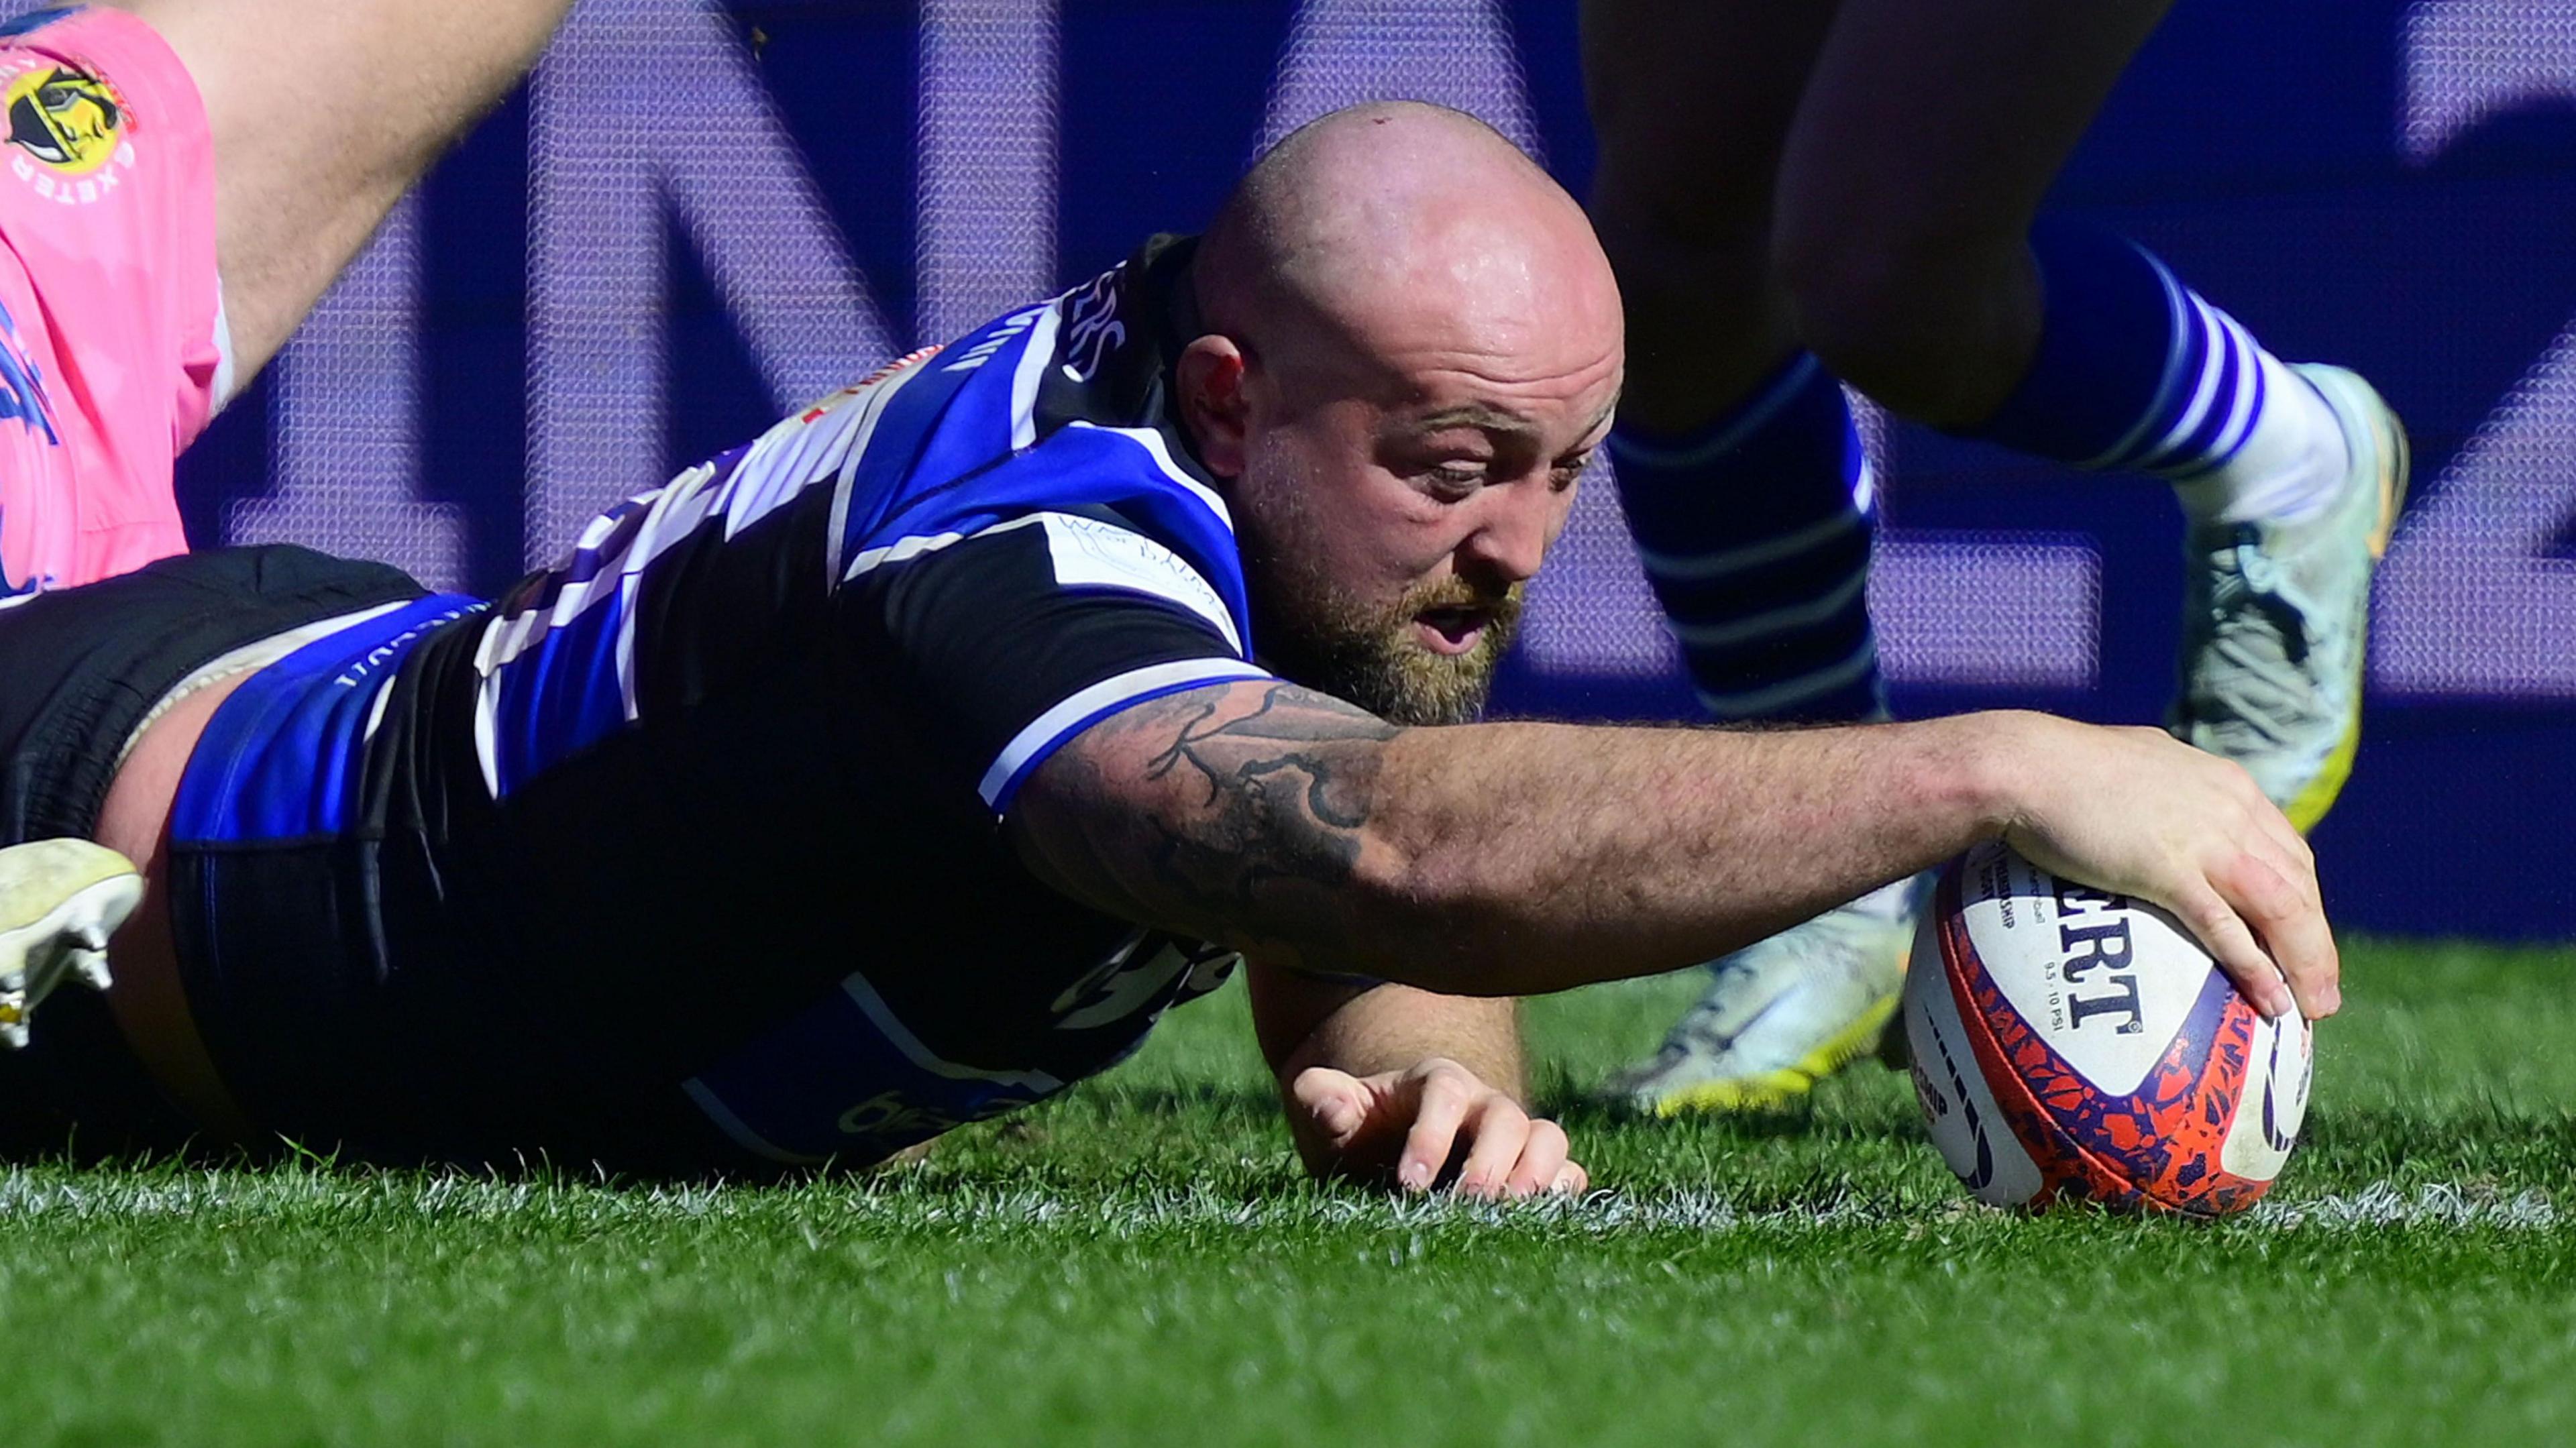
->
xmin=1550 ymin=455 xmax=1593 ymax=492
xmin=1424 ymin=464 xmax=1487 ymax=493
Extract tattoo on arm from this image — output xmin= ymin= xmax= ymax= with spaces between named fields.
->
xmin=1019 ymin=682 xmax=1401 ymax=967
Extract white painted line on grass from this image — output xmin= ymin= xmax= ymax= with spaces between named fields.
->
xmin=0 ymin=1172 xmax=2554 ymax=1233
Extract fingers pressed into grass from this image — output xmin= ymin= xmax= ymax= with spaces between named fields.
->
xmin=1451 ymin=1096 xmax=1529 ymax=1199
xmin=1503 ymin=1119 xmax=1573 ymax=1199
xmin=1397 ymin=1065 xmax=1476 ymax=1192
xmin=1289 ymin=1066 xmax=1370 ymax=1146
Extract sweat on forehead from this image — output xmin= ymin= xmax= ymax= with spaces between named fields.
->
xmin=1196 ymin=101 xmax=1609 ymax=349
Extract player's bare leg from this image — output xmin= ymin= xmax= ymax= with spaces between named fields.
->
xmin=0 ymin=1 xmax=570 ymax=604
xmin=1585 ymin=0 xmax=1925 ymax=1115
xmin=103 ymin=0 xmax=578 ymax=381
xmin=1764 ymin=0 xmax=2170 ymax=423
xmin=1582 ymin=0 xmax=1829 ymax=436
xmin=1586 ymin=0 xmax=2404 ymax=1114
xmin=0 ymin=0 xmax=580 ymax=1050
xmin=1776 ymin=0 xmax=2405 ymax=830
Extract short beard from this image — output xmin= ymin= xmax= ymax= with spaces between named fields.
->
xmin=1248 ymin=564 xmax=1524 ymax=727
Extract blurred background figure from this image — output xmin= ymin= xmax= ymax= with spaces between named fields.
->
xmin=1579 ymin=0 xmax=2404 ymax=1117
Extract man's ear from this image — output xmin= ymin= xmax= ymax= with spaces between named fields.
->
xmin=1175 ymin=335 xmax=1251 ymax=479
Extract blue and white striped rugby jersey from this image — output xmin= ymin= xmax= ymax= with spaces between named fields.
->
xmin=172 ymin=237 xmax=1275 ymax=1170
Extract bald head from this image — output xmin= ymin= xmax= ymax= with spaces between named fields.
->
xmin=1196 ymin=101 xmax=1619 ymax=386
xmin=1171 ymin=102 xmax=1621 ymax=728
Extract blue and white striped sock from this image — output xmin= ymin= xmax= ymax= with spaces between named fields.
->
xmin=1610 ymin=353 xmax=1884 ymax=724
xmin=1961 ymin=217 xmax=2348 ymax=526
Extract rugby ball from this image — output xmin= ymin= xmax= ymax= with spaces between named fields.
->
xmin=1903 ymin=840 xmax=2312 ymax=1217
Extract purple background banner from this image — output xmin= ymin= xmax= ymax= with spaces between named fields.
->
xmin=92 ymin=0 xmax=2576 ymax=935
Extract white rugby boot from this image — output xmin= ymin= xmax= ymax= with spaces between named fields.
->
xmin=2171 ymin=364 xmax=2408 ymax=832
xmin=0 ymin=839 xmax=140 ymax=1049
xmin=1604 ymin=876 xmax=1924 ymax=1116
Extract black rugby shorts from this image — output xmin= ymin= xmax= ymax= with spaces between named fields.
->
xmin=0 ymin=547 xmax=423 ymax=1154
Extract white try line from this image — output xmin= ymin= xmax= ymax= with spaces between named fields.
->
xmin=0 ymin=1173 xmax=2554 ymax=1233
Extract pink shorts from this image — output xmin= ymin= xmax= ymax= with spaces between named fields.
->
xmin=0 ymin=6 xmax=225 ymax=600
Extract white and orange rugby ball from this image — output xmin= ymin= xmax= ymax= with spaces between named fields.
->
xmin=1903 ymin=840 xmax=2313 ymax=1217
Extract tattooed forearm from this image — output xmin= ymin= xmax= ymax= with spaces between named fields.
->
xmin=1014 ymin=671 xmax=2045 ymax=1002
xmin=1142 ymin=688 xmax=1392 ymax=940
xmin=1138 ymin=687 xmax=1389 ymax=812
xmin=1015 ymin=681 xmax=1403 ymax=967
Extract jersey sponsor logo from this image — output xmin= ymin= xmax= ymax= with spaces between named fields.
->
xmin=835 ymin=1091 xmax=971 ymax=1142
xmin=1050 ymin=932 xmax=1241 ymax=1033
xmin=1036 ymin=511 xmax=1242 ymax=653
xmin=1 ymin=60 xmax=133 ymax=204
xmin=1053 ymin=932 xmax=1182 ymax=1031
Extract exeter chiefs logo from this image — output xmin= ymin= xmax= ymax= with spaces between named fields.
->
xmin=1 ymin=61 xmax=132 ymax=203
xmin=7 ymin=65 xmax=117 ymax=171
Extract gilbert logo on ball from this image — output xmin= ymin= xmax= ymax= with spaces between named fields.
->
xmin=1903 ymin=840 xmax=2312 ymax=1217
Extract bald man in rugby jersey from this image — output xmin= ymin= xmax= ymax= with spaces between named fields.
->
xmin=0 ymin=0 xmax=578 ymax=1041
xmin=0 ymin=104 xmax=2334 ymax=1193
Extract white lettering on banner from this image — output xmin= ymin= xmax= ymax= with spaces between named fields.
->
xmin=2374 ymin=1 xmax=2576 ymax=694
xmin=918 ymin=0 xmax=1060 ymax=344
xmin=527 ymin=0 xmax=896 ymax=566
xmin=233 ymin=197 xmax=470 ymax=591
xmin=2398 ymin=0 xmax=2576 ymax=162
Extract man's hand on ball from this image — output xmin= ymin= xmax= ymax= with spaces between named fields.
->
xmin=1984 ymin=713 xmax=2339 ymax=1022
xmin=1285 ymin=1057 xmax=1588 ymax=1199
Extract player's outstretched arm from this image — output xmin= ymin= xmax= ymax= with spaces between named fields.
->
xmin=1011 ymin=680 xmax=2338 ymax=1019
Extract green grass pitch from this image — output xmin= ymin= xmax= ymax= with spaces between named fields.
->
xmin=5 ymin=938 xmax=2575 ymax=1446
